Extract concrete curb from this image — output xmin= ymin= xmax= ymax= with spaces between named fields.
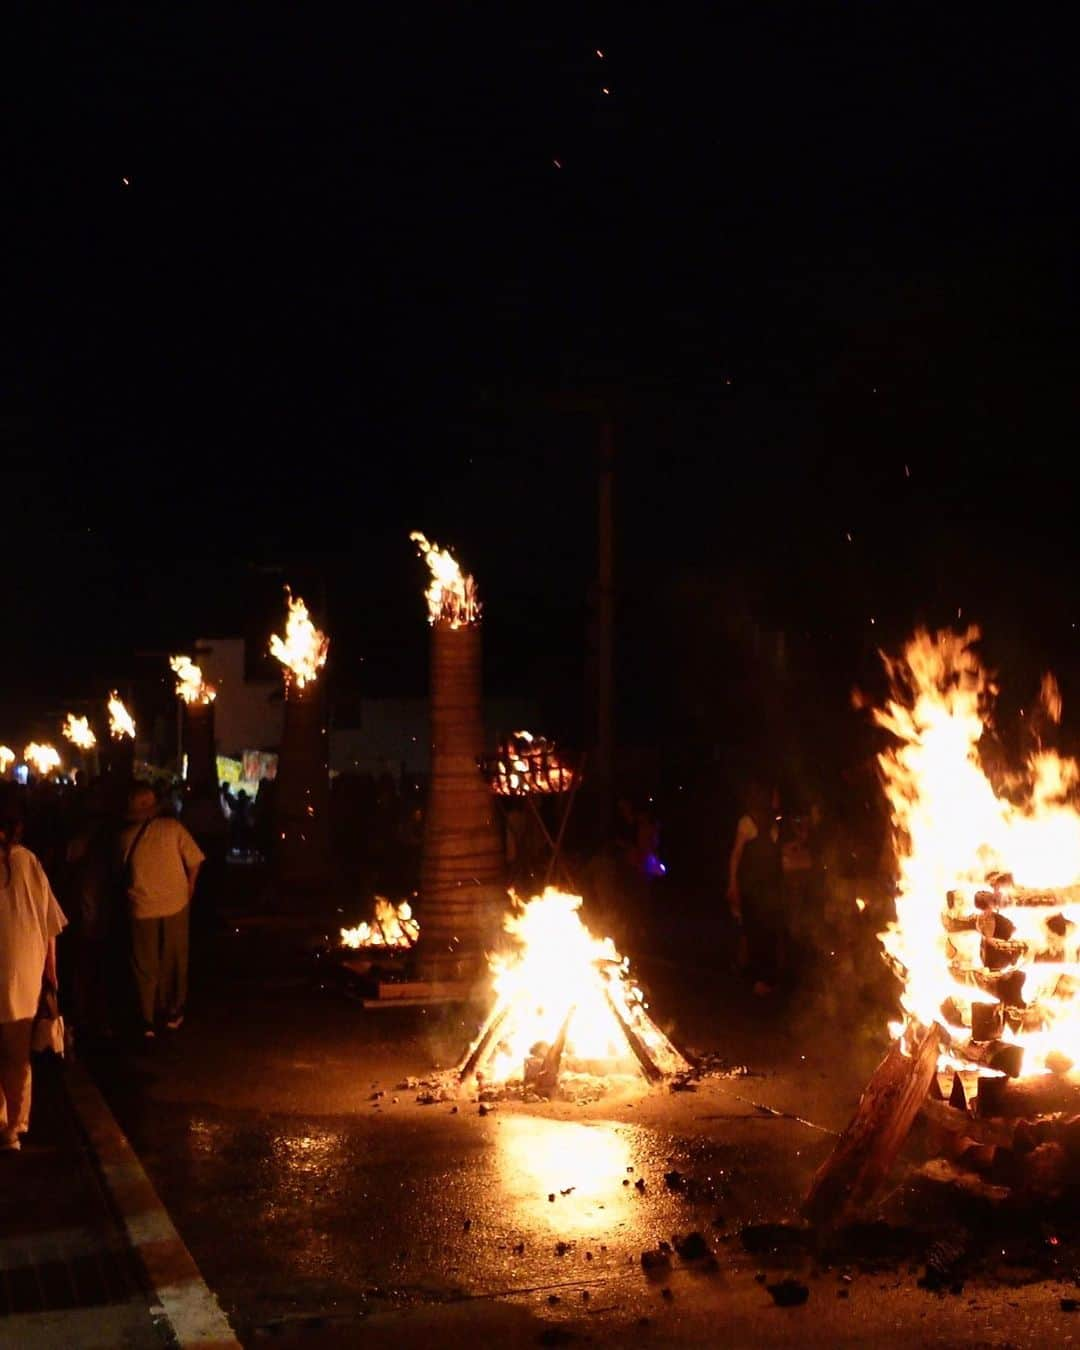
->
xmin=65 ymin=1059 xmax=242 ymax=1349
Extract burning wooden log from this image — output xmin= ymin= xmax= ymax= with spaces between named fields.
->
xmin=170 ymin=655 xmax=218 ymax=791
xmin=803 ymin=1023 xmax=941 ymax=1229
xmin=534 ymin=1006 xmax=575 ymax=1097
xmin=410 ymin=534 xmax=504 ymax=980
xmin=269 ymin=591 xmax=331 ymax=892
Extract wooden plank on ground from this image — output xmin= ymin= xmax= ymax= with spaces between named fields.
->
xmin=802 ymin=1023 xmax=941 ymax=1229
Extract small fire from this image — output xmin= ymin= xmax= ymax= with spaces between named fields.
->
xmin=108 ymin=692 xmax=136 ymax=740
xmin=410 ymin=531 xmax=479 ymax=628
xmin=24 ymin=743 xmax=62 ymax=778
xmin=0 ymin=746 xmax=15 ymax=774
xmin=170 ymin=654 xmax=217 ymax=705
xmin=875 ymin=627 xmax=1080 ymax=1078
xmin=461 ymin=888 xmax=688 ymax=1089
xmin=269 ymin=590 xmax=329 ymax=689
xmin=340 ymin=898 xmax=419 ymax=949
xmin=492 ymin=730 xmax=575 ymax=795
xmin=62 ymin=714 xmax=97 ymax=750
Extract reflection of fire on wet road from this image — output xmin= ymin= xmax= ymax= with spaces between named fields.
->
xmin=495 ymin=1117 xmax=637 ymax=1236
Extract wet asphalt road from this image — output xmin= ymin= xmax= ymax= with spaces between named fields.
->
xmin=84 ymin=907 xmax=1080 ymax=1347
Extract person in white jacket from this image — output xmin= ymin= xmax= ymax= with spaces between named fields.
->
xmin=0 ymin=783 xmax=66 ymax=1151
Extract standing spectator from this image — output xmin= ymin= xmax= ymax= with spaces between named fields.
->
xmin=61 ymin=781 xmax=121 ymax=1046
xmin=118 ymin=782 xmax=204 ymax=1040
xmin=728 ymin=782 xmax=783 ymax=995
xmin=0 ymin=783 xmax=66 ymax=1150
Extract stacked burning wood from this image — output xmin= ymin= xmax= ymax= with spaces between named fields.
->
xmin=808 ymin=628 xmax=1080 ymax=1221
xmin=939 ymin=878 xmax=1080 ymax=1117
xmin=486 ymin=731 xmax=578 ymax=796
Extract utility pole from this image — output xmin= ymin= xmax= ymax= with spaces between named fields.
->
xmin=590 ymin=417 xmax=616 ymax=832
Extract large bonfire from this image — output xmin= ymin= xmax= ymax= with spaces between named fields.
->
xmin=459 ymin=888 xmax=689 ymax=1094
xmin=875 ymin=627 xmax=1080 ymax=1084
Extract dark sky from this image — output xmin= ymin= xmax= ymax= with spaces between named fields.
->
xmin=6 ymin=7 xmax=1080 ymax=752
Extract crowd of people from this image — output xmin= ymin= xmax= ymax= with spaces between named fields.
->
xmin=0 ymin=776 xmax=210 ymax=1152
xmin=0 ymin=759 xmax=891 ymax=1154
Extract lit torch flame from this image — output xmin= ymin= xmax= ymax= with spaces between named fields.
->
xmin=24 ymin=743 xmax=62 ymax=778
xmin=410 ymin=531 xmax=480 ymax=628
xmin=170 ymin=654 xmax=217 ymax=705
xmin=269 ymin=590 xmax=329 ymax=689
xmin=108 ymin=692 xmax=136 ymax=740
xmin=62 ymin=714 xmax=97 ymax=750
xmin=0 ymin=746 xmax=14 ymax=774
xmin=340 ymin=898 xmax=419 ymax=949
xmin=875 ymin=626 xmax=1080 ymax=1078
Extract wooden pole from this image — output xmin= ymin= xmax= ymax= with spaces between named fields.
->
xmin=586 ymin=420 xmax=615 ymax=833
xmin=275 ymin=674 xmax=330 ymax=894
xmin=183 ymin=699 xmax=218 ymax=792
xmin=415 ymin=620 xmax=505 ymax=980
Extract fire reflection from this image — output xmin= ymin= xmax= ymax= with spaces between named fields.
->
xmin=494 ymin=1116 xmax=635 ymax=1235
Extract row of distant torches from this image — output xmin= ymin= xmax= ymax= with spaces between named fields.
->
xmin=1 ymin=535 xmax=480 ymax=784
xmin=1 ymin=692 xmax=138 ymax=781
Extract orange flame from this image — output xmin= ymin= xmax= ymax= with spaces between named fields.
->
xmin=462 ymin=888 xmax=688 ymax=1088
xmin=108 ymin=692 xmax=136 ymax=740
xmin=24 ymin=742 xmax=62 ymax=777
xmin=875 ymin=627 xmax=1080 ymax=1077
xmin=269 ymin=591 xmax=329 ymax=689
xmin=62 ymin=714 xmax=97 ymax=750
xmin=170 ymin=654 xmax=217 ymax=706
xmin=410 ymin=531 xmax=479 ymax=628
xmin=0 ymin=746 xmax=15 ymax=774
xmin=340 ymin=898 xmax=419 ymax=949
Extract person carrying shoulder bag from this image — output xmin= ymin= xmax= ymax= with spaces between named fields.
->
xmin=118 ymin=782 xmax=204 ymax=1041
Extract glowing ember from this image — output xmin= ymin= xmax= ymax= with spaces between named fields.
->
xmin=875 ymin=627 xmax=1080 ymax=1079
xmin=0 ymin=746 xmax=15 ymax=774
xmin=62 ymin=714 xmax=96 ymax=750
xmin=461 ymin=888 xmax=688 ymax=1090
xmin=491 ymin=730 xmax=576 ymax=795
xmin=340 ymin=898 xmax=419 ymax=950
xmin=410 ymin=531 xmax=479 ymax=628
xmin=269 ymin=590 xmax=329 ymax=689
xmin=170 ymin=654 xmax=217 ymax=705
xmin=24 ymin=743 xmax=61 ymax=778
xmin=108 ymin=692 xmax=136 ymax=740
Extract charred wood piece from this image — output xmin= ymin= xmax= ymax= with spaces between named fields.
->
xmin=803 ymin=1023 xmax=941 ymax=1229
xmin=949 ymin=965 xmax=1026 ymax=1006
xmin=977 ymin=1073 xmax=1080 ymax=1120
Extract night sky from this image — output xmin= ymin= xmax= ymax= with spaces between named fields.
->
xmin=7 ymin=8 xmax=1080 ymax=776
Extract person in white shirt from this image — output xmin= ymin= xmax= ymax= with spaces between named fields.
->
xmin=117 ymin=783 xmax=204 ymax=1040
xmin=0 ymin=784 xmax=67 ymax=1151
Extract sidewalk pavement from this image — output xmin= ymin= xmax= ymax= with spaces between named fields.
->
xmin=0 ymin=1051 xmax=238 ymax=1350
